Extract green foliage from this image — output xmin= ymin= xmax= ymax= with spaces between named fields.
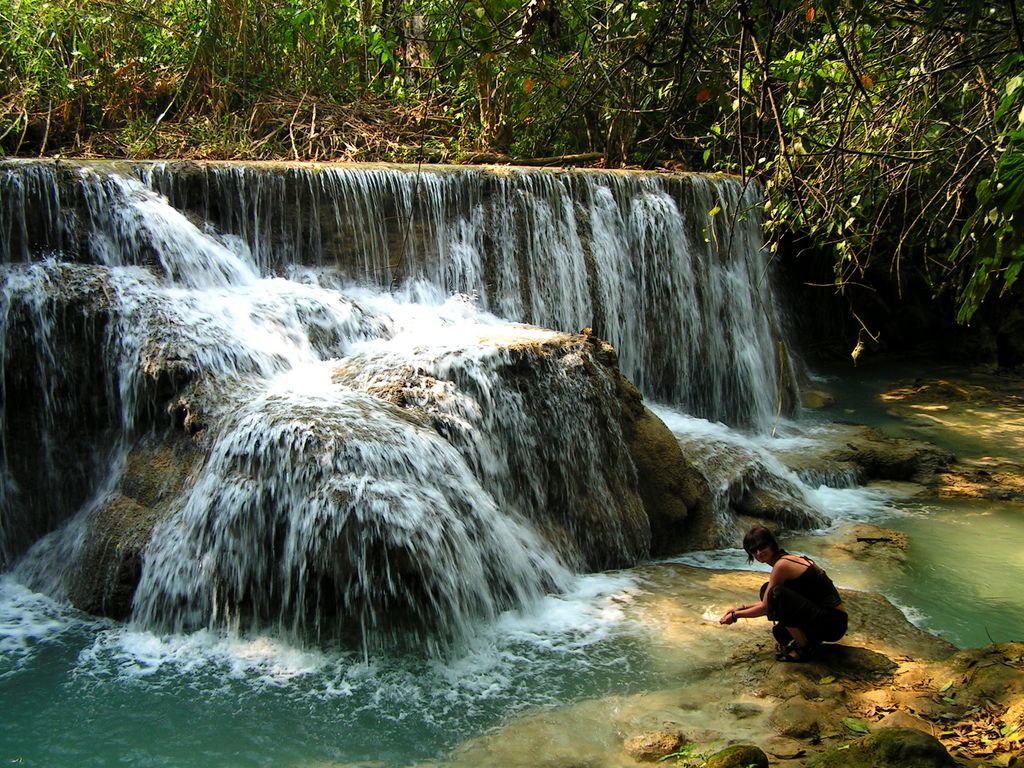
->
xmin=0 ymin=0 xmax=411 ymax=154
xmin=656 ymin=742 xmax=707 ymax=766
xmin=842 ymin=716 xmax=871 ymax=735
xmin=952 ymin=56 xmax=1024 ymax=323
xmin=690 ymin=0 xmax=1024 ymax=334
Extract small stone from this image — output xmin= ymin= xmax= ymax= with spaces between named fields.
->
xmin=769 ymin=698 xmax=822 ymax=741
xmin=724 ymin=702 xmax=763 ymax=720
xmin=876 ymin=709 xmax=935 ymax=733
xmin=801 ymin=388 xmax=836 ymax=409
xmin=622 ymin=730 xmax=686 ymax=762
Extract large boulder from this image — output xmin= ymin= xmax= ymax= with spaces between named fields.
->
xmin=805 ymin=728 xmax=957 ymax=768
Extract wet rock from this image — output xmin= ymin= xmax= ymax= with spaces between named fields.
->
xmin=624 ymin=400 xmax=707 ymax=557
xmin=769 ymin=698 xmax=822 ymax=741
xmin=673 ymin=426 xmax=829 ymax=549
xmin=842 ymin=591 xmax=956 ymax=662
xmin=622 ymin=729 xmax=686 ymax=762
xmin=828 ymin=426 xmax=954 ymax=482
xmin=776 ymin=422 xmax=953 ymax=485
xmin=831 ymin=523 xmax=908 ymax=566
xmin=937 ymin=458 xmax=1024 ymax=500
xmin=703 ymin=744 xmax=769 ymax=768
xmin=805 ymin=727 xmax=957 ymax=767
xmin=800 ymin=387 xmax=836 ymax=410
xmin=732 ymin=485 xmax=824 ymax=530
xmin=70 ymin=431 xmax=202 ymax=618
xmin=60 ymin=322 xmax=707 ymax=637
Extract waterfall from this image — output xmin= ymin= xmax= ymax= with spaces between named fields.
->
xmin=3 ymin=160 xmax=797 ymax=426
xmin=0 ymin=159 xmax=797 ymax=650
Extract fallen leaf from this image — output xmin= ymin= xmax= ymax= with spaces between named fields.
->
xmin=843 ymin=717 xmax=871 ymax=735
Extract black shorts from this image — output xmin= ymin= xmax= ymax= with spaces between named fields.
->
xmin=761 ymin=582 xmax=848 ymax=644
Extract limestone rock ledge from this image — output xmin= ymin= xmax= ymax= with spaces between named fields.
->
xmin=76 ymin=334 xmax=707 ymax=623
xmin=774 ymin=422 xmax=954 ymax=487
xmin=1 ymin=263 xmax=706 ymax=631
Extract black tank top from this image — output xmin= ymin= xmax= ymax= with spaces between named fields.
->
xmin=781 ymin=554 xmax=843 ymax=609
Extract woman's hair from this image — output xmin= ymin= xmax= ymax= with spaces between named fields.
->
xmin=742 ymin=525 xmax=780 ymax=563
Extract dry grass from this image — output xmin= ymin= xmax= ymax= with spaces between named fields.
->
xmin=3 ymin=91 xmax=466 ymax=163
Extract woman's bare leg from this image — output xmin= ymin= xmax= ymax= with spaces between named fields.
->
xmin=787 ymin=626 xmax=809 ymax=648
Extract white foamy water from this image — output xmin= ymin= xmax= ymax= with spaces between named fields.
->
xmin=2 ymin=160 xmax=798 ymax=428
xmin=3 ymin=164 xmax=655 ymax=650
xmin=0 ymin=576 xmax=90 ymax=672
xmin=2 ymin=568 xmax=652 ymax=752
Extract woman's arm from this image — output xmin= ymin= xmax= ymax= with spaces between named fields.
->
xmin=718 ymin=600 xmax=767 ymax=624
xmin=719 ymin=558 xmax=803 ymax=624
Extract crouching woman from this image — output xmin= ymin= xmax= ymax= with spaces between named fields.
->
xmin=719 ymin=525 xmax=847 ymax=662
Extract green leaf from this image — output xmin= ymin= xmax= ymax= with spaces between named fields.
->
xmin=708 ymin=205 xmax=721 ymax=216
xmin=938 ymin=680 xmax=953 ymax=693
xmin=1004 ymin=260 xmax=1022 ymax=292
xmin=818 ymin=675 xmax=836 ymax=684
xmin=843 ymin=717 xmax=871 ymax=735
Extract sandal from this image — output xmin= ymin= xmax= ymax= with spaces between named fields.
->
xmin=775 ymin=641 xmax=794 ymax=661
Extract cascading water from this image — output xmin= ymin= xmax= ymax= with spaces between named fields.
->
xmin=5 ymin=160 xmax=797 ymax=424
xmin=0 ymin=157 xmax=815 ymax=765
xmin=9 ymin=159 xmax=783 ymax=650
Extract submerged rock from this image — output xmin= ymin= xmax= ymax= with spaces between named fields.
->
xmin=623 ymin=729 xmax=686 ymax=762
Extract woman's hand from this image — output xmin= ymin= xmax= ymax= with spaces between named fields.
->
xmin=719 ymin=609 xmax=737 ymax=625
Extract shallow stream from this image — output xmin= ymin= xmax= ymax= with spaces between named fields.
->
xmin=798 ymin=362 xmax=1024 ymax=649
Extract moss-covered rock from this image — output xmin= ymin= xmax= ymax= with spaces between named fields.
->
xmin=805 ymin=727 xmax=957 ymax=768
xmin=702 ymin=744 xmax=769 ymax=768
